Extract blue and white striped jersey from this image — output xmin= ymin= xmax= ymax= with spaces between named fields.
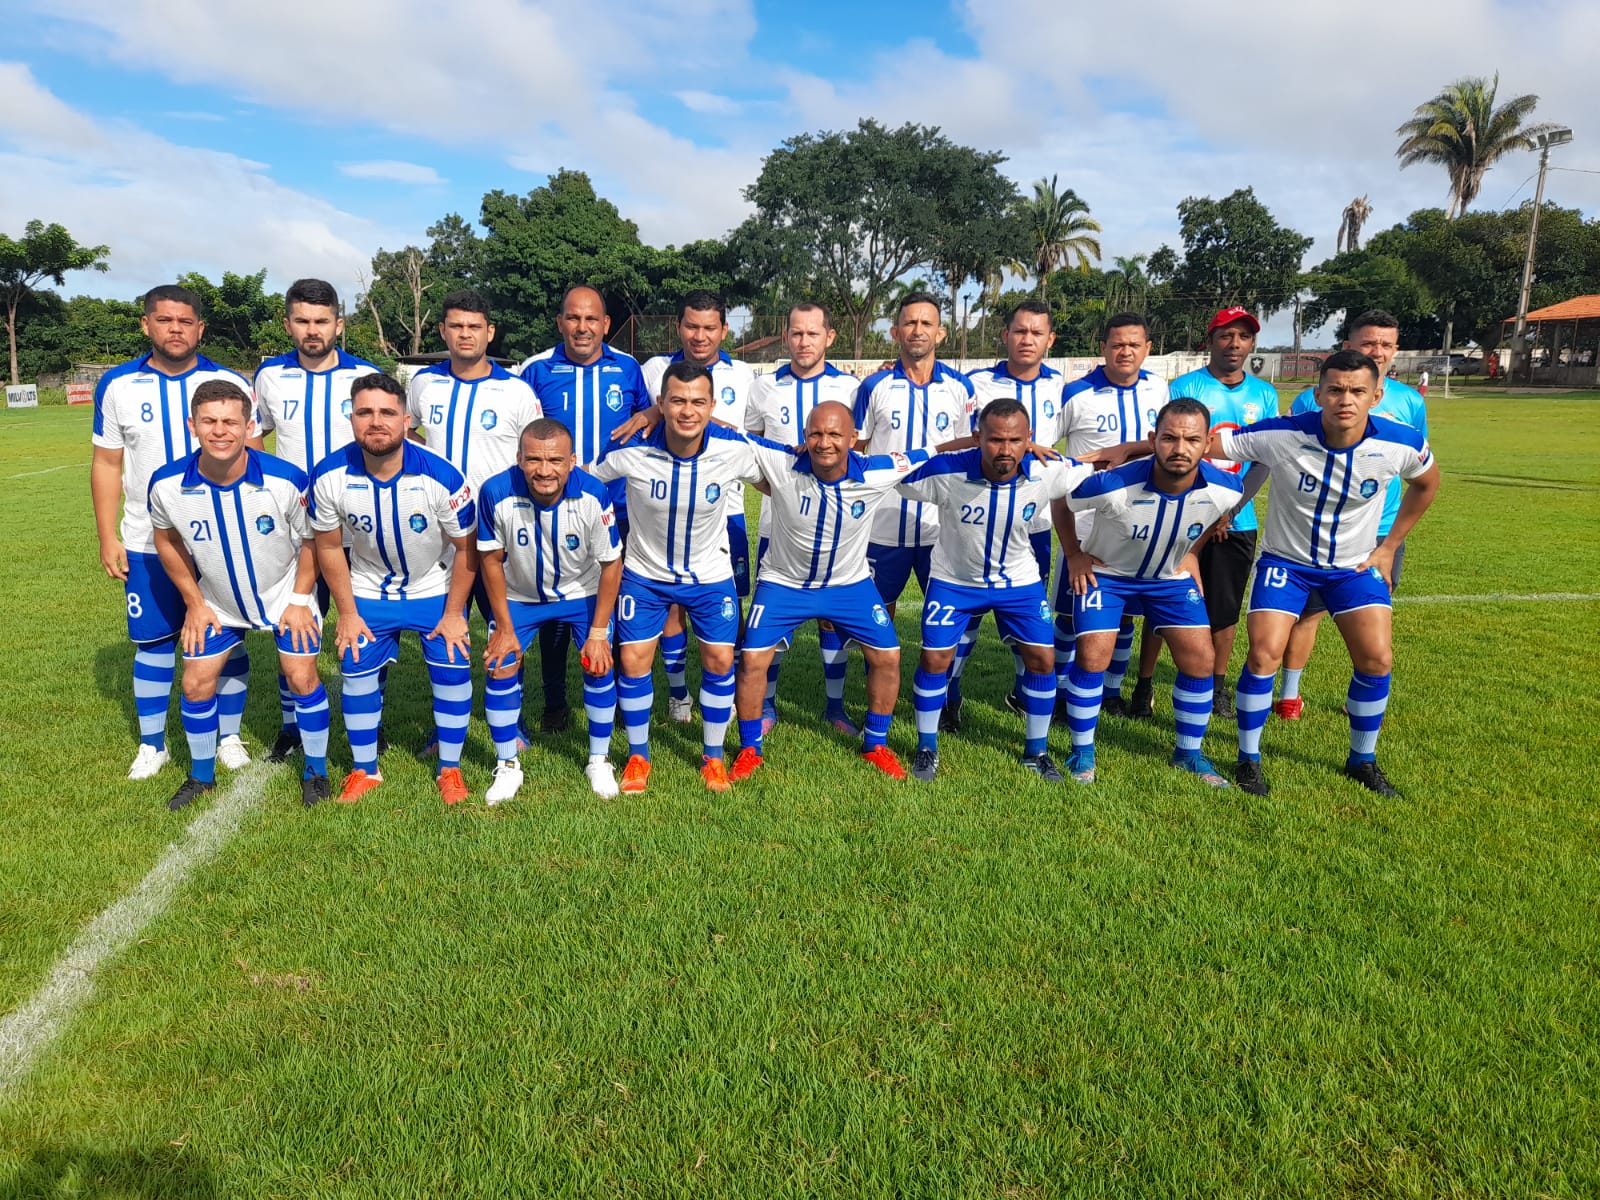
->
xmin=853 ymin=362 xmax=975 ymax=549
xmin=147 ymin=449 xmax=310 ymax=628
xmin=91 ymin=353 xmax=255 ymax=554
xmin=1060 ymin=365 xmax=1170 ymax=455
xmin=746 ymin=441 xmax=929 ymax=590
xmin=1167 ymin=367 xmax=1278 ymax=533
xmin=254 ymin=350 xmax=381 ymax=473
xmin=643 ymin=350 xmax=757 ymax=512
xmin=968 ymin=361 xmax=1070 ymax=535
xmin=1291 ymin=378 xmax=1428 ymax=538
xmin=406 ymin=362 xmax=542 ymax=493
xmin=476 ymin=465 xmax=621 ymax=604
xmin=1220 ymin=411 xmax=1434 ymax=570
xmin=591 ymin=424 xmax=762 ymax=586
xmin=896 ymin=450 xmax=1090 ymax=588
xmin=1067 ymin=460 xmax=1242 ymax=580
xmin=746 ymin=363 xmax=861 ymax=445
xmin=307 ymin=442 xmax=476 ymax=601
xmin=517 ymin=343 xmax=651 ymax=516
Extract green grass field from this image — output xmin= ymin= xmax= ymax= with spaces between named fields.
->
xmin=1 ymin=398 xmax=1598 ymax=1198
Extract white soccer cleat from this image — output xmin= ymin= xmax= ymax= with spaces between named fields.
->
xmin=667 ymin=696 xmax=694 ymax=724
xmin=217 ymin=734 xmax=251 ymax=770
xmin=485 ymin=759 xmax=525 ymax=806
xmin=585 ymin=757 xmax=619 ymax=799
xmin=127 ymin=744 xmax=169 ymax=781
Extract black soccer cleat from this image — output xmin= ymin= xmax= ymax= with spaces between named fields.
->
xmin=938 ymin=698 xmax=963 ymax=734
xmin=1101 ymin=693 xmax=1129 ymax=718
xmin=1003 ymin=691 xmax=1026 ymax=716
xmin=1344 ymin=760 xmax=1400 ymax=798
xmin=167 ymin=775 xmax=216 ymax=812
xmin=909 ymin=747 xmax=940 ymax=783
xmin=265 ymin=729 xmax=302 ymax=763
xmin=376 ymin=727 xmax=390 ymax=754
xmin=1234 ymin=758 xmax=1270 ymax=797
xmin=1213 ymin=686 xmax=1236 ymax=720
xmin=1128 ymin=678 xmax=1155 ymax=719
xmin=540 ymin=705 xmax=572 ymax=734
xmin=301 ymin=773 xmax=331 ymax=808
xmin=1020 ymin=752 xmax=1065 ymax=783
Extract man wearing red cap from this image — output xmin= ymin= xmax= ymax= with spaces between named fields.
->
xmin=1152 ymin=307 xmax=1279 ymax=717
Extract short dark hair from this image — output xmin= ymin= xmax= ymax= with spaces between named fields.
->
xmin=350 ymin=372 xmax=406 ymax=403
xmin=521 ymin=417 xmax=573 ymax=448
xmin=788 ymin=301 xmax=832 ymax=331
xmin=978 ymin=396 xmax=1029 ymax=430
xmin=1155 ymin=397 xmax=1210 ymax=432
xmin=1346 ymin=309 xmax=1400 ymax=337
xmin=190 ymin=379 xmax=250 ymax=416
xmin=1103 ymin=311 xmax=1150 ymax=340
xmin=143 ymin=284 xmax=203 ymax=318
xmin=896 ymin=292 xmax=941 ymax=319
xmin=1005 ymin=299 xmax=1052 ymax=328
xmin=560 ymin=284 xmax=604 ymax=312
xmin=660 ymin=360 xmax=713 ymax=397
xmin=679 ymin=290 xmax=726 ymax=322
xmin=1320 ymin=348 xmax=1380 ymax=383
xmin=441 ymin=289 xmax=492 ymax=321
xmin=285 ymin=278 xmax=340 ymax=312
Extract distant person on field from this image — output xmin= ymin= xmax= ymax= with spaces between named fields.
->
xmin=1418 ymin=368 xmax=1429 ymax=397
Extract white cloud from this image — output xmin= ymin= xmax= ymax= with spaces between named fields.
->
xmin=675 ymin=90 xmax=742 ymax=117
xmin=339 ymin=160 xmax=446 ymax=186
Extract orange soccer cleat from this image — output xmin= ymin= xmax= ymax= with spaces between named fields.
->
xmin=436 ymin=766 xmax=469 ymax=806
xmin=620 ymin=754 xmax=652 ymax=795
xmin=700 ymin=754 xmax=731 ymax=793
xmin=336 ymin=769 xmax=383 ymax=804
xmin=860 ymin=744 xmax=907 ymax=780
xmin=728 ymin=746 xmax=764 ymax=782
xmin=1273 ymin=697 xmax=1304 ymax=721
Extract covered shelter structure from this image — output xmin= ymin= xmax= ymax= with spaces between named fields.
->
xmin=1501 ymin=295 xmax=1600 ymax=386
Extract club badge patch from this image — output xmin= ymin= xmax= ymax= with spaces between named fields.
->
xmin=606 ymin=384 xmax=624 ymax=412
xmin=705 ymin=483 xmax=722 ymax=503
xmin=1359 ymin=479 xmax=1379 ymax=499
xmin=871 ymin=604 xmax=889 ymax=626
xmin=564 ymin=534 xmax=580 ymax=551
xmin=409 ymin=513 xmax=429 ymax=533
xmin=720 ymin=596 xmax=736 ymax=621
xmin=255 ymin=515 xmax=275 ymax=535
xmin=1187 ymin=522 xmax=1204 ymax=539
xmin=850 ymin=500 xmax=867 ymax=519
xmin=480 ymin=410 xmax=498 ymax=430
xmin=1022 ymin=502 xmax=1037 ymax=522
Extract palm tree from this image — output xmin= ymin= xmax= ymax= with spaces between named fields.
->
xmin=1336 ymin=196 xmax=1373 ymax=253
xmin=1105 ymin=254 xmax=1148 ymax=313
xmin=1395 ymin=74 xmax=1558 ymax=217
xmin=1013 ymin=176 xmax=1101 ymax=299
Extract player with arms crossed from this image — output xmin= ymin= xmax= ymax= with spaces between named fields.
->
xmin=477 ymin=418 xmax=625 ymax=803
xmin=1055 ymin=398 xmax=1241 ymax=786
xmin=728 ymin=401 xmax=928 ymax=782
xmin=894 ymin=398 xmax=1091 ymax=783
xmin=309 ymin=374 xmax=480 ymax=805
xmin=592 ymin=362 xmax=763 ymax=794
xmin=91 ymin=284 xmax=261 ymax=780
xmin=147 ymin=381 xmax=330 ymax=810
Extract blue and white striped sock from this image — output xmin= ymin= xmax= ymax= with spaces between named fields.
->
xmin=617 ymin=672 xmax=653 ymax=760
xmin=765 ymin=648 xmax=784 ymax=707
xmin=1346 ymin=671 xmax=1391 ymax=764
xmin=1172 ymin=673 xmax=1213 ymax=755
xmin=1065 ymin=664 xmax=1104 ymax=751
xmin=340 ymin=671 xmax=384 ymax=774
xmin=583 ymin=670 xmax=616 ymax=759
xmin=427 ymin=661 xmax=473 ymax=769
xmin=485 ymin=670 xmax=523 ymax=761
xmin=912 ymin=667 xmax=947 ymax=752
xmin=277 ymin=672 xmax=299 ymax=734
xmin=819 ymin=626 xmax=848 ymax=713
xmin=217 ymin=643 xmax=249 ymax=740
xmin=945 ymin=617 xmax=980 ymax=704
xmin=1279 ymin=667 xmax=1304 ymax=702
xmin=699 ymin=667 xmax=736 ymax=759
xmin=180 ymin=694 xmax=219 ymax=784
xmin=661 ymin=630 xmax=690 ymax=701
xmin=862 ymin=709 xmax=892 ymax=751
xmin=133 ymin=639 xmax=176 ymax=749
xmin=1103 ymin=623 xmax=1134 ymax=700
xmin=295 ymin=683 xmax=330 ymax=777
xmin=1235 ymin=669 xmax=1275 ymax=760
xmin=1019 ymin=670 xmax=1055 ymax=758
xmin=1052 ymin=616 xmax=1075 ymax=697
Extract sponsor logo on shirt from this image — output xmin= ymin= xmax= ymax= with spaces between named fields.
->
xmin=600 ymin=510 xmax=614 ymax=526
xmin=705 ymin=482 xmax=721 ymax=503
xmin=256 ymin=515 xmax=276 ymax=535
xmin=449 ymin=485 xmax=472 ymax=510
xmin=890 ymin=452 xmax=910 ymax=472
xmin=409 ymin=513 xmax=429 ymax=533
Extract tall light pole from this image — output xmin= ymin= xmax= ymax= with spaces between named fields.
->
xmin=1511 ymin=126 xmax=1574 ymax=382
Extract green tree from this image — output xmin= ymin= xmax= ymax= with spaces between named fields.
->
xmin=744 ymin=119 xmax=1021 ymax=357
xmin=1396 ymin=74 xmax=1559 ymax=218
xmin=1301 ymin=250 xmax=1438 ymax=344
xmin=0 ymin=219 xmax=110 ymax=384
xmin=1013 ymin=176 xmax=1101 ymax=299
xmin=1169 ymin=188 xmax=1312 ymax=320
xmin=176 ymin=270 xmax=287 ymax=369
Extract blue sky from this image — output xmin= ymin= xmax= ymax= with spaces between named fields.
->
xmin=3 ymin=0 xmax=1595 ymax=347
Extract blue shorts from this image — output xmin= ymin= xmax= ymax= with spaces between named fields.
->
xmin=867 ymin=542 xmax=932 ymax=605
xmin=185 ymin=620 xmax=321 ymax=661
xmin=617 ymin=571 xmax=740 ymax=647
xmin=342 ymin=594 xmax=469 ymax=676
xmin=125 ymin=550 xmax=185 ymax=644
xmin=1073 ymin=574 xmax=1209 ymax=637
xmin=727 ymin=514 xmax=751 ymax=597
xmin=743 ymin=578 xmax=898 ymax=653
xmin=495 ymin=595 xmax=604 ymax=670
xmin=921 ymin=579 xmax=1053 ymax=653
xmin=1248 ymin=553 xmax=1391 ymax=619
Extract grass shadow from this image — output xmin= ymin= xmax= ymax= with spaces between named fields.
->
xmin=2 ymin=1143 xmax=219 ymax=1200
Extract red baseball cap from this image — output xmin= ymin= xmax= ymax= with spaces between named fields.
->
xmin=1206 ymin=306 xmax=1261 ymax=335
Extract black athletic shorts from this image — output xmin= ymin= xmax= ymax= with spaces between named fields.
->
xmin=1199 ymin=530 xmax=1257 ymax=630
xmin=1302 ymin=540 xmax=1406 ymax=616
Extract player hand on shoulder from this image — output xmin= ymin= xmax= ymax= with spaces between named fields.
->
xmin=1357 ymin=542 xmax=1399 ymax=588
xmin=334 ymin=612 xmax=376 ymax=664
xmin=1068 ymin=549 xmax=1104 ymax=595
xmin=429 ymin=608 xmax=472 ymax=664
xmin=610 ymin=406 xmax=661 ymax=444
xmin=1077 ymin=436 xmax=1152 ymax=469
xmin=277 ymin=595 xmax=322 ymax=655
xmin=483 ymin=625 xmax=523 ymax=675
xmin=100 ymin=535 xmax=129 ymax=581
xmin=182 ymin=602 xmax=225 ymax=658
xmin=1029 ymin=440 xmax=1062 ymax=461
xmin=580 ymin=629 xmax=613 ymax=678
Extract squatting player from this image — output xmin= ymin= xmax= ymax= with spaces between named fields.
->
xmin=147 ymin=381 xmax=331 ymax=810
xmin=477 ymin=418 xmax=625 ymax=804
xmin=310 ymin=374 xmax=481 ymax=805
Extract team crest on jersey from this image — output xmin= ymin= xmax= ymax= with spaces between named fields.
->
xmin=1022 ymin=502 xmax=1037 ymax=522
xmin=850 ymin=499 xmax=867 ymax=520
xmin=871 ymin=604 xmax=889 ymax=626
xmin=409 ymin=513 xmax=429 ymax=534
xmin=720 ymin=596 xmax=736 ymax=621
xmin=1243 ymin=404 xmax=1262 ymax=423
xmin=705 ymin=482 xmax=721 ymax=503
xmin=720 ymin=386 xmax=736 ymax=406
xmin=1043 ymin=400 xmax=1055 ymax=418
xmin=341 ymin=398 xmax=353 ymax=417
xmin=255 ymin=515 xmax=275 ymax=535
xmin=564 ymin=533 xmax=580 ymax=551
xmin=1359 ymin=478 xmax=1379 ymax=499
xmin=1187 ymin=522 xmax=1204 ymax=539
xmin=605 ymin=384 xmax=624 ymax=412
xmin=480 ymin=410 xmax=498 ymax=430
xmin=935 ymin=412 xmax=950 ymax=432
xmin=1147 ymin=408 xmax=1158 ymax=427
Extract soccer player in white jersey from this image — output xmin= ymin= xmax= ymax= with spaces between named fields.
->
xmin=729 ymin=401 xmax=928 ymax=783
xmin=640 ymin=291 xmax=757 ymax=721
xmin=591 ymin=361 xmax=764 ymax=795
xmin=1214 ymin=350 xmax=1438 ymax=797
xmin=1274 ymin=310 xmax=1429 ymax=720
xmin=1056 ymin=398 xmax=1241 ymax=787
xmin=147 ymin=381 xmax=330 ymax=810
xmin=91 ymin=284 xmax=261 ymax=782
xmin=309 ymin=374 xmax=480 ymax=806
xmin=477 ymin=418 xmax=624 ymax=803
xmin=895 ymin=399 xmax=1092 ymax=783
xmin=516 ymin=286 xmax=651 ymax=735
xmin=744 ymin=302 xmax=862 ymax=734
xmin=1057 ymin=312 xmax=1170 ymax=720
xmin=253 ymin=277 xmax=381 ymax=762
xmin=948 ymin=299 xmax=1069 ymax=722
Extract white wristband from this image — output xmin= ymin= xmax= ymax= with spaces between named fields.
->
xmin=289 ymin=592 xmax=314 ymax=608
xmin=588 ymin=627 xmax=610 ymax=640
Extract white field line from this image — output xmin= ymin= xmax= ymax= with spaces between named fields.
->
xmin=0 ymin=763 xmax=271 ymax=1101
xmin=5 ymin=465 xmax=75 ymax=480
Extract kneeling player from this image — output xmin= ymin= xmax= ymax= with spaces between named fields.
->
xmin=478 ymin=418 xmax=624 ymax=803
xmin=148 ymin=380 xmax=330 ymax=810
xmin=1057 ymin=399 xmax=1241 ymax=785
